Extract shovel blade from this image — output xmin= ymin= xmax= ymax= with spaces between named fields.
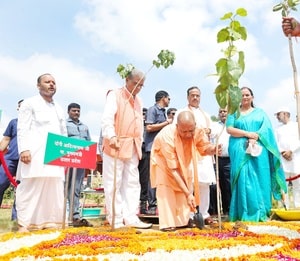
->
xmin=193 ymin=206 xmax=204 ymax=229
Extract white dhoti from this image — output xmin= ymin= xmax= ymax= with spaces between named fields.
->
xmin=16 ymin=177 xmax=64 ymax=230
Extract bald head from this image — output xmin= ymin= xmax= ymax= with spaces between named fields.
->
xmin=177 ymin=111 xmax=195 ymax=124
xmin=176 ymin=111 xmax=196 ymax=140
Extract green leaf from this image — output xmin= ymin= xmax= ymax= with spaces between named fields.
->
xmin=281 ymin=9 xmax=287 ymax=17
xmin=220 ymin=12 xmax=233 ymax=20
xmin=288 ymin=0 xmax=294 ymax=7
xmin=116 ymin=64 xmax=135 ymax=79
xmin=215 ymin=58 xmax=228 ymax=75
xmin=217 ymin=29 xmax=230 ymax=43
xmin=238 ymin=26 xmax=247 ymax=40
xmin=273 ymin=3 xmax=283 ymax=12
xmin=215 ymin=85 xmax=228 ymax=108
xmin=153 ymin=49 xmax=176 ymax=69
xmin=228 ymin=86 xmax=242 ymax=114
xmin=236 ymin=8 xmax=247 ymax=17
xmin=223 ymin=45 xmax=237 ymax=58
xmin=238 ymin=51 xmax=245 ymax=74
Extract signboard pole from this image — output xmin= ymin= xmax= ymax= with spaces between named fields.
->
xmin=62 ymin=168 xmax=69 ymax=229
xmin=68 ymin=168 xmax=77 ymax=223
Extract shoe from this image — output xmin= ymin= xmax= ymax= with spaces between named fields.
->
xmin=127 ymin=220 xmax=152 ymax=229
xmin=145 ymin=207 xmax=156 ymax=215
xmin=160 ymin=227 xmax=176 ymax=232
xmin=73 ymin=218 xmax=93 ymax=227
xmin=114 ymin=223 xmax=125 ymax=229
xmin=140 ymin=201 xmax=148 ymax=214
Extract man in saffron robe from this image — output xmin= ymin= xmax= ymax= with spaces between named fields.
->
xmin=150 ymin=111 xmax=221 ymax=231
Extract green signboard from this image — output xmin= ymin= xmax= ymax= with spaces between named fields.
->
xmin=44 ymin=132 xmax=97 ymax=169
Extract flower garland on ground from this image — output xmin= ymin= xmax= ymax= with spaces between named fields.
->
xmin=0 ymin=221 xmax=300 ymax=261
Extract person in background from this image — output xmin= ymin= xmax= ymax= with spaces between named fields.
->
xmin=145 ymin=90 xmax=171 ymax=215
xmin=0 ymin=99 xmax=23 ymax=221
xmin=174 ymin=86 xmax=217 ymax=225
xmin=16 ymin=73 xmax=67 ymax=232
xmin=101 ymin=68 xmax=152 ymax=229
xmin=226 ymin=86 xmax=287 ymax=222
xmin=167 ymin=108 xmax=177 ymax=121
xmin=150 ymin=111 xmax=222 ymax=231
xmin=210 ymin=108 xmax=231 ymax=216
xmin=282 ymin=17 xmax=300 ymax=37
xmin=138 ymin=108 xmax=148 ymax=214
xmin=66 ymin=103 xmax=93 ymax=227
xmin=274 ymin=106 xmax=300 ymax=208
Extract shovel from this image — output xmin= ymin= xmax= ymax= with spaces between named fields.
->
xmin=192 ymin=154 xmax=204 ymax=229
xmin=193 ymin=205 xmax=204 ymax=229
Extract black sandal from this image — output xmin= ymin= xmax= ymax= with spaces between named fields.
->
xmin=204 ymin=217 xmax=217 ymax=225
xmin=73 ymin=218 xmax=93 ymax=227
xmin=160 ymin=227 xmax=176 ymax=232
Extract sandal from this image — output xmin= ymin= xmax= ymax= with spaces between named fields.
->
xmin=160 ymin=227 xmax=176 ymax=232
xmin=204 ymin=217 xmax=217 ymax=225
xmin=18 ymin=225 xmax=29 ymax=233
xmin=73 ymin=218 xmax=93 ymax=227
xmin=178 ymin=218 xmax=197 ymax=229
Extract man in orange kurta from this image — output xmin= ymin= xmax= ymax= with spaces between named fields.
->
xmin=150 ymin=111 xmax=220 ymax=231
xmin=101 ymin=69 xmax=152 ymax=229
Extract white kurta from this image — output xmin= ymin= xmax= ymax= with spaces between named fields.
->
xmin=275 ymin=121 xmax=300 ymax=173
xmin=16 ymin=95 xmax=67 ymax=229
xmin=175 ymin=106 xmax=216 ymax=183
xmin=211 ymin=121 xmax=230 ymax=157
xmin=275 ymin=120 xmax=300 ymax=208
xmin=174 ymin=106 xmax=215 ymax=219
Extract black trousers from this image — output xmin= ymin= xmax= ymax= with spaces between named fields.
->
xmin=145 ymin=152 xmax=156 ymax=208
xmin=209 ymin=157 xmax=231 ymax=215
xmin=138 ymin=148 xmax=149 ymax=202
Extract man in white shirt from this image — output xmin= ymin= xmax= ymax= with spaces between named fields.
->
xmin=274 ymin=106 xmax=300 ymax=208
xmin=16 ymin=73 xmax=67 ymax=232
xmin=211 ymin=108 xmax=231 ymax=216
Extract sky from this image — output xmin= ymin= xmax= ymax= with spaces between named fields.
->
xmin=1 ymin=0 xmax=300 ymax=140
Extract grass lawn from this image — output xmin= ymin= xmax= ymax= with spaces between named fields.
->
xmin=0 ymin=207 xmax=17 ymax=233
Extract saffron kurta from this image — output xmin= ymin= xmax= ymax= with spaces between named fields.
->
xmin=150 ymin=124 xmax=213 ymax=229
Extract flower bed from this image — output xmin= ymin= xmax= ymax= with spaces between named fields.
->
xmin=0 ymin=221 xmax=300 ymax=260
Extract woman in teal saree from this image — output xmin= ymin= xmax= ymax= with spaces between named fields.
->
xmin=226 ymin=87 xmax=287 ymax=222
